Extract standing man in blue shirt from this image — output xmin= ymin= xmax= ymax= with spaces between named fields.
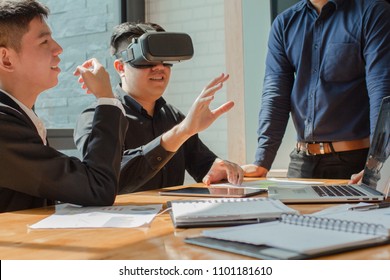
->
xmin=243 ymin=0 xmax=390 ymax=179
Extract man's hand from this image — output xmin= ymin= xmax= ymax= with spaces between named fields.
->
xmin=348 ymin=170 xmax=364 ymax=184
xmin=73 ymin=58 xmax=114 ymax=99
xmin=202 ymin=158 xmax=244 ymax=186
xmin=179 ymin=73 xmax=233 ymax=136
xmin=241 ymin=164 xmax=268 ymax=177
xmin=161 ymin=73 xmax=234 ymax=152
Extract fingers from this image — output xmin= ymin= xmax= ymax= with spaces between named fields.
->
xmin=225 ymin=162 xmax=244 ymax=185
xmin=197 ymin=95 xmax=215 ymax=107
xmin=181 ymin=72 xmax=233 ymax=136
xmin=73 ymin=58 xmax=97 ymax=76
xmin=211 ymin=101 xmax=235 ymax=118
xmin=203 ymin=159 xmax=244 ymax=186
xmin=73 ymin=65 xmax=86 ymax=77
xmin=200 ymin=73 xmax=229 ymax=98
xmin=205 ymin=73 xmax=229 ymax=90
xmin=202 ymin=162 xmax=222 ymax=186
xmin=202 ymin=174 xmax=211 ymax=186
xmin=74 ymin=66 xmax=92 ymax=94
xmin=348 ymin=177 xmax=356 ymax=184
xmin=348 ymin=170 xmax=364 ymax=184
xmin=73 ymin=58 xmax=113 ymax=98
xmin=226 ymin=169 xmax=239 ymax=185
xmin=193 ymin=73 xmax=230 ymax=109
xmin=199 ymin=73 xmax=232 ymax=119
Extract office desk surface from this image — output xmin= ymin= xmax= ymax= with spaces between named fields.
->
xmin=1 ymin=179 xmax=389 ymax=260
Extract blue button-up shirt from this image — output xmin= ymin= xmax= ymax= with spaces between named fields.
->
xmin=255 ymin=0 xmax=390 ymax=170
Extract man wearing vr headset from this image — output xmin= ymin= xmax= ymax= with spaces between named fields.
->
xmin=74 ymin=22 xmax=243 ymax=194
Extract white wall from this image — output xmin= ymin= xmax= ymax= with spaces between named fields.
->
xmin=242 ymin=0 xmax=296 ymax=171
xmin=35 ymin=0 xmax=121 ymax=128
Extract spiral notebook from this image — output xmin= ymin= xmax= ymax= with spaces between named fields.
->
xmin=185 ymin=213 xmax=390 ymax=259
xmin=168 ymin=198 xmax=297 ymax=228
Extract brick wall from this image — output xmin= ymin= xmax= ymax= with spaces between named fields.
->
xmin=35 ymin=0 xmax=120 ymax=128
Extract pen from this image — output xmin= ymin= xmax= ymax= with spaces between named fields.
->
xmin=349 ymin=202 xmax=390 ymax=211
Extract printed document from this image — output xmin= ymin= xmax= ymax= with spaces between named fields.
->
xmin=29 ymin=204 xmax=162 ymax=229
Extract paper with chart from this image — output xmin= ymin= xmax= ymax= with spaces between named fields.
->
xmin=29 ymin=204 xmax=162 ymax=229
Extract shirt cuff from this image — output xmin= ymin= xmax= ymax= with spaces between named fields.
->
xmin=143 ymin=136 xmax=176 ymax=170
xmin=97 ymin=98 xmax=125 ymax=115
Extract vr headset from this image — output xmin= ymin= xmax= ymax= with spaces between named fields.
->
xmin=117 ymin=29 xmax=194 ymax=68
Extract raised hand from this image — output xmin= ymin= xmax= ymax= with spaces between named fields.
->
xmin=180 ymin=73 xmax=234 ymax=136
xmin=73 ymin=58 xmax=114 ymax=99
xmin=161 ymin=73 xmax=235 ymax=152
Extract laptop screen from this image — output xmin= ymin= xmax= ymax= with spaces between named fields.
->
xmin=362 ymin=96 xmax=390 ymax=195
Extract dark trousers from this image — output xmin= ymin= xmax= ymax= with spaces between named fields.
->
xmin=287 ymin=148 xmax=369 ymax=179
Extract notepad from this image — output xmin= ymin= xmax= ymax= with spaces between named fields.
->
xmin=185 ymin=213 xmax=390 ymax=259
xmin=311 ymin=203 xmax=390 ymax=232
xmin=168 ymin=197 xmax=298 ymax=228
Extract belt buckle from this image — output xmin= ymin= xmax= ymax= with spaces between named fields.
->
xmin=308 ymin=142 xmax=326 ymax=156
xmin=305 ymin=143 xmax=311 ymax=156
xmin=319 ymin=142 xmax=325 ymax=154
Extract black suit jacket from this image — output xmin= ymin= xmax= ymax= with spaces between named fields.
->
xmin=0 ymin=91 xmax=128 ymax=212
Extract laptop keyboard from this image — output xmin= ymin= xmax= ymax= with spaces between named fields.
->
xmin=311 ymin=185 xmax=367 ymax=197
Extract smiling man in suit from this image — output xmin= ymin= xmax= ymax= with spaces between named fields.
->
xmin=0 ymin=0 xmax=128 ymax=212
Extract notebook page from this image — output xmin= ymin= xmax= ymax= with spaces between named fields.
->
xmin=312 ymin=203 xmax=390 ymax=232
xmin=201 ymin=221 xmax=386 ymax=255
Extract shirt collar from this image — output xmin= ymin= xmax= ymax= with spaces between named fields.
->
xmin=331 ymin=0 xmax=343 ymax=9
xmin=114 ymin=83 xmax=167 ymax=115
xmin=305 ymin=0 xmax=342 ymax=10
xmin=304 ymin=0 xmax=339 ymax=18
xmin=0 ymin=90 xmax=47 ymax=145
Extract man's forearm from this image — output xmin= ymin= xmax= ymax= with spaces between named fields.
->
xmin=161 ymin=123 xmax=192 ymax=152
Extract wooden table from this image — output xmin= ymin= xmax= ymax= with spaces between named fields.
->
xmin=1 ymin=180 xmax=389 ymax=260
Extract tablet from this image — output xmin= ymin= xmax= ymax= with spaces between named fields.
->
xmin=159 ymin=187 xmax=267 ymax=198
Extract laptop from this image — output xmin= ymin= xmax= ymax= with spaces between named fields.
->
xmin=268 ymin=96 xmax=390 ymax=203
